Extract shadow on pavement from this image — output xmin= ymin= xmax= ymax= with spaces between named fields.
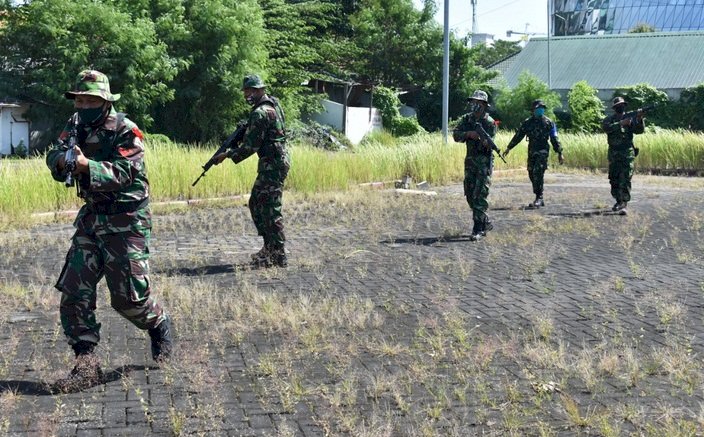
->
xmin=381 ymin=235 xmax=474 ymax=246
xmin=0 ymin=364 xmax=157 ymax=396
xmin=160 ymin=262 xmax=270 ymax=277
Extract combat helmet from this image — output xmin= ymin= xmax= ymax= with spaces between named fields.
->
xmin=65 ymin=70 xmax=120 ymax=102
xmin=467 ymin=90 xmax=489 ymax=104
xmin=532 ymin=99 xmax=547 ymax=109
xmin=241 ymin=74 xmax=266 ymax=90
xmin=612 ymin=97 xmax=627 ymax=108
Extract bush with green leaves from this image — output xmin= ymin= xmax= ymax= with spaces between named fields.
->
xmin=567 ymin=81 xmax=604 ymax=133
xmin=612 ymin=83 xmax=670 ymax=127
xmin=494 ymin=71 xmax=562 ymax=130
xmin=373 ymin=86 xmax=425 ymax=137
xmin=679 ymin=83 xmax=704 ymax=131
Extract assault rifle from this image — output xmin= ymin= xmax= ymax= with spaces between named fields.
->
xmin=192 ymin=122 xmax=247 ymax=186
xmin=624 ymin=103 xmax=656 ymax=125
xmin=475 ymin=122 xmax=507 ymax=164
xmin=622 ymin=103 xmax=656 ymax=157
xmin=63 ymin=125 xmax=79 ymax=188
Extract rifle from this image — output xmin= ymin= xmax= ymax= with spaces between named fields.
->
xmin=192 ymin=122 xmax=247 ymax=186
xmin=623 ymin=103 xmax=656 ymax=125
xmin=63 ymin=125 xmax=79 ymax=190
xmin=475 ymin=122 xmax=507 ymax=164
xmin=622 ymin=103 xmax=655 ymax=157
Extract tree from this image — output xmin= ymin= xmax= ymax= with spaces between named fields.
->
xmin=470 ymin=39 xmax=521 ymax=68
xmin=0 ymin=0 xmax=177 ymax=132
xmin=679 ymin=83 xmax=704 ymax=130
xmin=567 ymin=81 xmax=603 ymax=133
xmin=148 ymin=0 xmax=267 ymax=143
xmin=494 ymin=71 xmax=561 ymax=130
xmin=629 ymin=22 xmax=656 ymax=33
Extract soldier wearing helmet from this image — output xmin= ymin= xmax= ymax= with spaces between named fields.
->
xmin=601 ymin=96 xmax=645 ymax=214
xmin=452 ymin=90 xmax=497 ymax=241
xmin=46 ymin=70 xmax=173 ymax=392
xmin=214 ymin=74 xmax=290 ymax=267
xmin=502 ymin=99 xmax=564 ymax=208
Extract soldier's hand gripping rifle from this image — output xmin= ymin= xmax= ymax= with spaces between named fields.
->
xmin=63 ymin=125 xmax=79 ymax=189
xmin=475 ymin=122 xmax=507 ymax=164
xmin=622 ymin=103 xmax=655 ymax=157
xmin=192 ymin=122 xmax=247 ymax=186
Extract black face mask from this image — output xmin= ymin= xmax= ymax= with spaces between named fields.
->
xmin=614 ymin=106 xmax=626 ymax=115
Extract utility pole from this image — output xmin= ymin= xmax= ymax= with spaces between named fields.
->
xmin=442 ymin=0 xmax=450 ymax=143
xmin=470 ymin=0 xmax=477 ymax=47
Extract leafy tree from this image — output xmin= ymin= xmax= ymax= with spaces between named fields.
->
xmin=629 ymin=22 xmax=656 ymax=33
xmin=612 ymin=83 xmax=669 ymax=128
xmin=373 ymin=85 xmax=424 ymax=136
xmin=148 ymin=0 xmax=267 ymax=143
xmin=679 ymin=83 xmax=704 ymax=130
xmin=470 ymin=39 xmax=521 ymax=68
xmin=494 ymin=71 xmax=561 ymax=130
xmin=567 ymin=80 xmax=603 ymax=133
xmin=0 ymin=0 xmax=176 ymax=132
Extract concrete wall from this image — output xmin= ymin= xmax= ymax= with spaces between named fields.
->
xmin=0 ymin=104 xmax=30 ymax=156
xmin=311 ymin=99 xmax=383 ymax=145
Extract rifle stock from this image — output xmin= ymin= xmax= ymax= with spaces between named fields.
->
xmin=192 ymin=122 xmax=247 ymax=186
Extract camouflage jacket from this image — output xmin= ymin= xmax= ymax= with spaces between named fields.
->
xmin=601 ymin=112 xmax=644 ymax=152
xmin=452 ymin=112 xmax=497 ymax=158
xmin=228 ymin=95 xmax=290 ymax=172
xmin=46 ymin=108 xmax=151 ymax=235
xmin=506 ymin=115 xmax=562 ymax=156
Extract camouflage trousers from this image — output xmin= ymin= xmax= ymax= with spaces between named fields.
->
xmin=464 ymin=155 xmax=493 ymax=224
xmin=249 ymin=168 xmax=288 ymax=249
xmin=55 ymin=227 xmax=165 ymax=347
xmin=527 ymin=152 xmax=549 ymax=197
xmin=608 ymin=149 xmax=635 ymax=203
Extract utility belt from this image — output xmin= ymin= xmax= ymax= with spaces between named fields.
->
xmin=87 ymin=198 xmax=149 ymax=215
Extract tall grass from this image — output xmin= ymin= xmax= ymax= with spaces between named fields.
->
xmin=1 ymin=130 xmax=702 ymax=221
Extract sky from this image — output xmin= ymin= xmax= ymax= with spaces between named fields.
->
xmin=414 ymin=0 xmax=550 ymax=42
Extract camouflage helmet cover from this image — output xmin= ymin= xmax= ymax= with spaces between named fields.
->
xmin=612 ymin=96 xmax=627 ymax=108
xmin=241 ymin=74 xmax=266 ymax=90
xmin=467 ymin=90 xmax=489 ymax=103
xmin=65 ymin=70 xmax=120 ymax=102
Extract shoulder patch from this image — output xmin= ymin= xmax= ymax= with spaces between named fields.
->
xmin=131 ymin=126 xmax=144 ymax=140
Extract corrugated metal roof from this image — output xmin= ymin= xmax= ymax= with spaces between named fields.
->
xmin=492 ymin=31 xmax=704 ymax=91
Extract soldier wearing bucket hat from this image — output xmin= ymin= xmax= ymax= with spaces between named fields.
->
xmin=213 ymin=74 xmax=291 ymax=267
xmin=601 ymin=96 xmax=645 ymax=214
xmin=502 ymin=99 xmax=564 ymax=208
xmin=46 ymin=69 xmax=173 ymax=392
xmin=452 ymin=89 xmax=497 ymax=241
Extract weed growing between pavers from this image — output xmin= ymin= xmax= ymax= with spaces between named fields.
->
xmin=0 ymin=174 xmax=704 ymax=435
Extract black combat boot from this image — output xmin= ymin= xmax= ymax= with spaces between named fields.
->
xmin=469 ymin=221 xmax=483 ymax=242
xmin=52 ymin=341 xmax=103 ymax=393
xmin=269 ymin=246 xmax=288 ymax=268
xmin=531 ymin=196 xmax=544 ymax=207
xmin=482 ymin=220 xmax=494 ymax=236
xmin=148 ymin=315 xmax=173 ymax=363
xmin=250 ymin=242 xmax=270 ymax=262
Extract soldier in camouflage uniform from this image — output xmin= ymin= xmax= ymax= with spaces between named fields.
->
xmin=601 ymin=97 xmax=644 ymax=215
xmin=214 ymin=74 xmax=290 ymax=267
xmin=502 ymin=99 xmax=564 ymax=207
xmin=46 ymin=70 xmax=173 ymax=392
xmin=452 ymin=90 xmax=497 ymax=241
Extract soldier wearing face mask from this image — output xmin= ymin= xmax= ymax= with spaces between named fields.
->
xmin=213 ymin=74 xmax=291 ymax=267
xmin=601 ymin=96 xmax=644 ymax=214
xmin=452 ymin=90 xmax=497 ymax=241
xmin=502 ymin=99 xmax=564 ymax=207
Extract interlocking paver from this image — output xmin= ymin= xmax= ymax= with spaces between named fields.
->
xmin=2 ymin=173 xmax=704 ymax=435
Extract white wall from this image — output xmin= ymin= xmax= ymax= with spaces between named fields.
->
xmin=0 ymin=105 xmax=30 ymax=156
xmin=311 ymin=99 xmax=383 ymax=145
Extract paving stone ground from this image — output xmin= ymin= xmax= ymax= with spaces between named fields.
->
xmin=1 ymin=172 xmax=703 ymax=436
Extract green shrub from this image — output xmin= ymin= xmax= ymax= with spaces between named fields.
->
xmin=567 ymin=81 xmax=604 ymax=133
xmin=374 ymin=85 xmax=425 ymax=137
xmin=494 ymin=71 xmax=562 ymax=130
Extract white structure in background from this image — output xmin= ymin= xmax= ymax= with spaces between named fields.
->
xmin=0 ymin=103 xmax=30 ymax=156
xmin=306 ymin=78 xmax=383 ymax=145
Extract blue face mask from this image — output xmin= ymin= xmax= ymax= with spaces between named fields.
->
xmin=534 ymin=108 xmax=545 ymax=117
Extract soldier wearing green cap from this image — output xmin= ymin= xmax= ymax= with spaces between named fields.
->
xmin=46 ymin=70 xmax=173 ymax=392
xmin=452 ymin=90 xmax=497 ymax=241
xmin=214 ymin=74 xmax=291 ymax=267
xmin=601 ymin=96 xmax=644 ymax=215
xmin=501 ymin=99 xmax=564 ymax=208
